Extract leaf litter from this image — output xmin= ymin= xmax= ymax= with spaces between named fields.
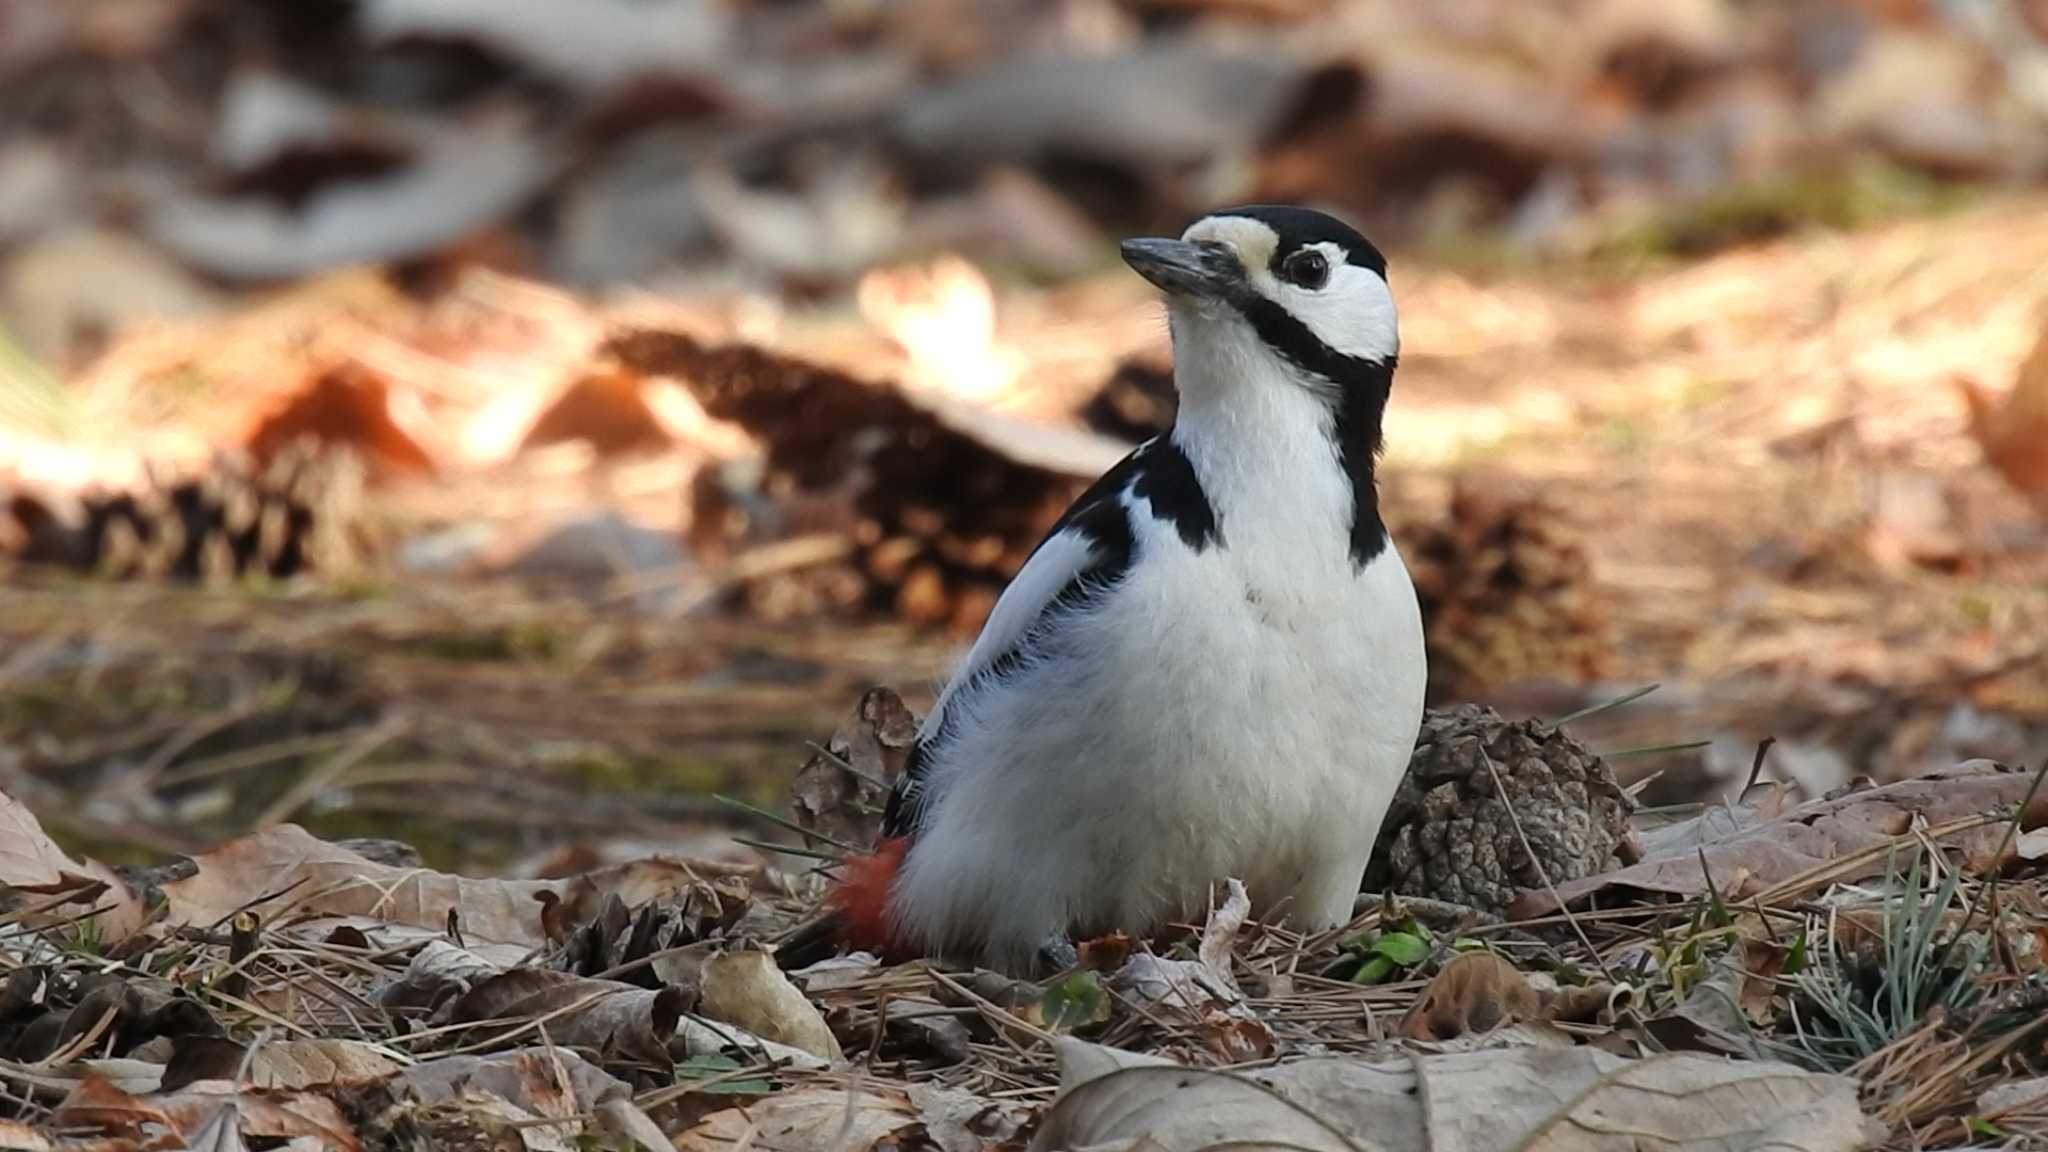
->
xmin=10 ymin=699 xmax=2042 ymax=1148
xmin=4 ymin=3 xmax=2048 ymax=1144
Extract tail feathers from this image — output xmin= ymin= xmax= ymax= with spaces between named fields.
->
xmin=774 ymin=837 xmax=912 ymax=970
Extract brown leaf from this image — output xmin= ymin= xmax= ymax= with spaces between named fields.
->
xmin=0 ymin=1119 xmax=52 ymax=1150
xmin=442 ymin=969 xmax=686 ymax=1064
xmin=518 ymin=367 xmax=673 ymax=458
xmin=242 ymin=361 xmax=437 ymax=479
xmin=1400 ymin=951 xmax=1546 ymax=1041
xmin=163 ymin=1037 xmax=401 ymax=1093
xmin=790 ymin=687 xmax=917 ymax=852
xmin=393 ymin=1048 xmax=630 ymax=1117
xmin=1509 ymin=761 xmax=2047 ymax=916
xmin=53 ymin=1074 xmax=362 ymax=1151
xmin=1957 ymin=320 xmax=2048 ymax=512
xmin=699 ymin=951 xmax=841 ymax=1062
xmin=0 ymin=794 xmax=145 ymax=942
xmin=162 ymin=826 xmax=709 ymax=950
xmin=164 ymin=825 xmax=551 ymax=945
xmin=0 ymin=790 xmax=82 ymax=889
xmin=676 ymin=1086 xmax=920 ymax=1152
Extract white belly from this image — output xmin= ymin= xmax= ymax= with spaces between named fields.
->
xmin=889 ymin=534 xmax=1427 ymax=971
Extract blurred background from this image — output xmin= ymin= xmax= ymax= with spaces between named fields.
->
xmin=2 ymin=0 xmax=2046 ymax=874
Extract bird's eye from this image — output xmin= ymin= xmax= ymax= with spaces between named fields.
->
xmin=1283 ymin=250 xmax=1330 ymax=290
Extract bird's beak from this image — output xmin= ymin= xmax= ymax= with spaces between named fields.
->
xmin=1120 ymin=238 xmax=1241 ymax=300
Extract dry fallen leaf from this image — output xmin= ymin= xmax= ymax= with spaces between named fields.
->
xmin=1956 ymin=320 xmax=2048 ymax=513
xmin=442 ymin=969 xmax=688 ymax=1065
xmin=1401 ymin=951 xmax=1547 ymax=1041
xmin=676 ymin=1085 xmax=919 ymax=1152
xmin=163 ymin=1036 xmax=402 ymax=1093
xmin=394 ymin=1048 xmax=631 ymax=1118
xmin=699 ymin=950 xmax=843 ymax=1062
xmin=1511 ymin=760 xmax=2048 ymax=916
xmin=1031 ymin=1038 xmax=1871 ymax=1152
xmin=0 ymin=1119 xmax=52 ymax=1151
xmin=0 ymin=790 xmax=146 ymax=941
xmin=0 ymin=790 xmax=81 ymax=889
xmin=162 ymin=825 xmax=709 ymax=949
xmin=790 ymin=686 xmax=918 ymax=852
xmin=53 ymin=1074 xmax=363 ymax=1151
xmin=163 ymin=824 xmax=554 ymax=945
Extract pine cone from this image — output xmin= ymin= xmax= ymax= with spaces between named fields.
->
xmin=1365 ymin=704 xmax=1635 ymax=913
xmin=1398 ymin=480 xmax=1610 ymax=701
xmin=3 ymin=439 xmax=367 ymax=584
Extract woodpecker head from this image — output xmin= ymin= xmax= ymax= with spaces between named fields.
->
xmin=1120 ymin=205 xmax=1396 ymax=394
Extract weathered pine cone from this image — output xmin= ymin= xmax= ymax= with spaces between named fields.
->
xmin=3 ymin=439 xmax=366 ymax=583
xmin=1365 ymin=704 xmax=1635 ymax=913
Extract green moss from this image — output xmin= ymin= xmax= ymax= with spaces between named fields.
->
xmin=554 ymin=749 xmax=750 ymax=800
xmin=1592 ymin=161 xmax=1969 ymax=268
xmin=298 ymin=803 xmax=504 ymax=873
xmin=407 ymin=622 xmax=562 ymax=664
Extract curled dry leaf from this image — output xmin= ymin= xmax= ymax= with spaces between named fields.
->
xmin=377 ymin=937 xmax=506 ymax=1020
xmin=1511 ymin=760 xmax=2048 ymax=917
xmin=53 ymin=1073 xmax=363 ymax=1151
xmin=1108 ymin=880 xmax=1273 ymax=1061
xmin=0 ymin=790 xmax=85 ymax=889
xmin=1957 ymin=295 xmax=2048 ymax=515
xmin=441 ymin=969 xmax=687 ymax=1065
xmin=790 ymin=686 xmax=918 ymax=852
xmin=0 ymin=790 xmax=146 ymax=941
xmin=163 ymin=1036 xmax=402 ymax=1093
xmin=1031 ymin=1038 xmax=1872 ymax=1152
xmin=675 ymin=1085 xmax=919 ymax=1152
xmin=393 ymin=1048 xmax=630 ymax=1117
xmin=1401 ymin=951 xmax=1546 ymax=1041
xmin=163 ymin=825 xmax=714 ymax=950
xmin=699 ymin=950 xmax=842 ymax=1062
xmin=164 ymin=825 xmax=554 ymax=945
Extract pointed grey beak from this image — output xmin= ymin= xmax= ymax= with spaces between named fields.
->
xmin=1120 ymin=238 xmax=1241 ymax=300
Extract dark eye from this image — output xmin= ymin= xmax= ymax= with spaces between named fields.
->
xmin=1283 ymin=250 xmax=1330 ymax=289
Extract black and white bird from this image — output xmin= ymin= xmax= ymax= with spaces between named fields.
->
xmin=793 ymin=205 xmax=1427 ymax=975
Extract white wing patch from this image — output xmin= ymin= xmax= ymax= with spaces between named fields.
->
xmin=919 ymin=525 xmax=1102 ymax=742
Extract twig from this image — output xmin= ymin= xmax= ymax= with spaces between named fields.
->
xmin=254 ymin=717 xmax=406 ymax=829
xmin=1743 ymin=737 xmax=1777 ymax=793
xmin=714 ymin=795 xmax=863 ymax=856
xmin=1552 ymin=683 xmax=1660 ymax=728
xmin=1602 ymin=740 xmax=1713 ymax=761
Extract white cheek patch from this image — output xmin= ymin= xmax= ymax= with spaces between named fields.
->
xmin=1272 ymin=258 xmax=1398 ymax=364
xmin=1179 ymin=219 xmax=1398 ymax=365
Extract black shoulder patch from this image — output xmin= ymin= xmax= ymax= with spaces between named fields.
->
xmin=1210 ymin=204 xmax=1387 ymax=277
xmin=886 ymin=439 xmax=1207 ymax=839
xmin=1128 ymin=437 xmax=1219 ymax=552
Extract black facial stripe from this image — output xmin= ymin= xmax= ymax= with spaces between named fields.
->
xmin=1239 ymin=296 xmax=1393 ymax=569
